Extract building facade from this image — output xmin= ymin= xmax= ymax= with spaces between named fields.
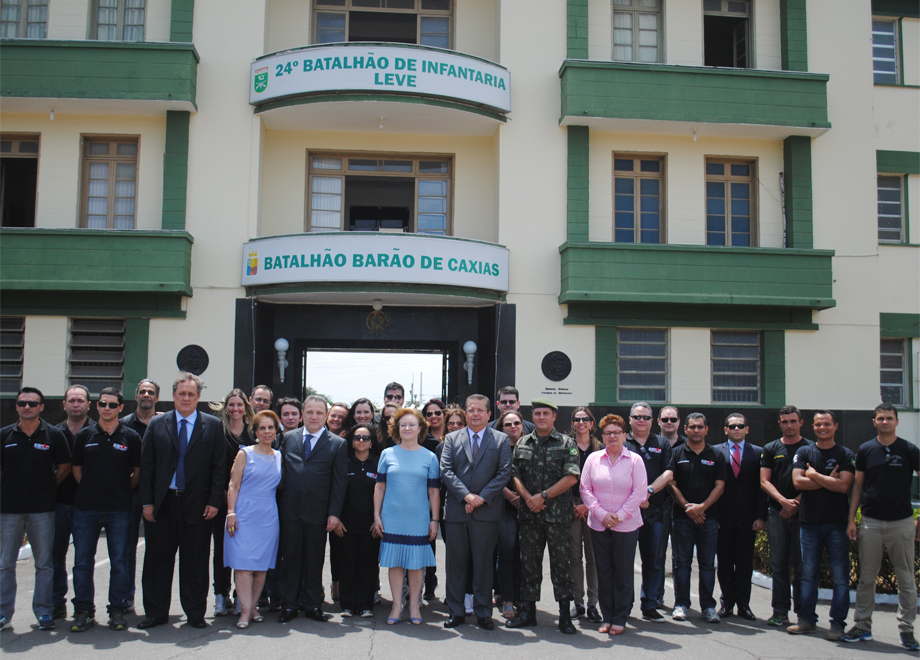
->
xmin=1 ymin=0 xmax=917 ymax=448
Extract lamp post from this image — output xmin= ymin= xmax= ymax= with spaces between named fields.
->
xmin=274 ymin=337 xmax=289 ymax=384
xmin=463 ymin=340 xmax=477 ymax=385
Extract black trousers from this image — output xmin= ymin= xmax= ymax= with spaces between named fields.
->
xmin=591 ymin=527 xmax=639 ymax=627
xmin=142 ymin=492 xmax=211 ymax=620
xmin=338 ymin=532 xmax=380 ymax=612
xmin=444 ymin=519 xmax=499 ymax=619
xmin=277 ymin=520 xmax=326 ymax=611
xmin=329 ymin=531 xmax=342 ymax=584
xmin=716 ymin=525 xmax=755 ymax=608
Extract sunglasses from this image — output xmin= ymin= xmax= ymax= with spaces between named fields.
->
xmin=15 ymin=400 xmax=40 ymax=408
xmin=384 ymin=394 xmax=402 ymax=401
xmin=353 ymin=435 xmax=372 ymax=442
xmin=630 ymin=415 xmax=652 ymax=421
xmin=573 ymin=417 xmax=592 ymax=423
xmin=424 ymin=410 xmax=443 ymax=417
xmin=726 ymin=423 xmax=746 ymax=430
xmin=659 ymin=417 xmax=679 ymax=423
xmin=499 ymin=399 xmax=517 ymax=406
xmin=98 ymin=401 xmax=121 ymax=409
xmin=504 ymin=420 xmax=522 ymax=427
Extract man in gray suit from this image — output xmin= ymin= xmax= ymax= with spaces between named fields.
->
xmin=276 ymin=395 xmax=347 ymax=623
xmin=440 ymin=394 xmax=512 ymax=630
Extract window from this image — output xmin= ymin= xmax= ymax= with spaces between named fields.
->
xmin=880 ymin=338 xmax=908 ymax=407
xmin=703 ymin=0 xmax=750 ymax=68
xmin=314 ymin=0 xmax=452 ymax=49
xmin=81 ymin=137 xmax=138 ymax=229
xmin=0 ymin=317 xmax=24 ymax=396
xmin=877 ymin=175 xmax=904 ymax=243
xmin=0 ymin=135 xmax=39 ymax=228
xmin=69 ymin=319 xmax=125 ymax=394
xmin=706 ymin=159 xmax=755 ymax=246
xmin=307 ymin=153 xmax=451 ymax=234
xmin=612 ymin=0 xmax=661 ymax=63
xmin=613 ymin=155 xmax=664 ymax=243
xmin=711 ymin=331 xmax=760 ymax=403
xmin=92 ymin=0 xmax=145 ymax=42
xmin=872 ymin=19 xmax=898 ymax=84
xmin=617 ymin=328 xmax=667 ymax=402
xmin=0 ymin=0 xmax=47 ymax=38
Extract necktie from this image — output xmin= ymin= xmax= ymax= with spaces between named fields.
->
xmin=177 ymin=418 xmax=188 ymax=489
xmin=303 ymin=434 xmax=313 ymax=461
xmin=472 ymin=433 xmax=480 ymax=460
xmin=731 ymin=444 xmax=741 ymax=478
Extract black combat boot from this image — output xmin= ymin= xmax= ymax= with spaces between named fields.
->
xmin=558 ymin=600 xmax=576 ymax=634
xmin=506 ymin=601 xmax=537 ymax=628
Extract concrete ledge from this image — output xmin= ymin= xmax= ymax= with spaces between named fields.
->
xmin=752 ymin=570 xmax=919 ymax=606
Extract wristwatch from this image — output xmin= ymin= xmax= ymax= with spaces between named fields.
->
xmin=541 ymin=490 xmax=548 ymax=500
xmin=647 ymin=486 xmax=655 ymax=494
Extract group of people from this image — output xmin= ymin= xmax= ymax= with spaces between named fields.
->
xmin=1 ymin=378 xmax=918 ymax=651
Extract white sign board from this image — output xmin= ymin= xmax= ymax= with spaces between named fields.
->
xmin=250 ymin=44 xmax=511 ymax=114
xmin=242 ymin=234 xmax=509 ymax=293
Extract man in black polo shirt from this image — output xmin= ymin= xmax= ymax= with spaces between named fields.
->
xmin=52 ymin=384 xmax=94 ymax=620
xmin=655 ymin=404 xmax=685 ymax=610
xmin=624 ymin=402 xmax=673 ymax=623
xmin=841 ymin=403 xmax=920 ymax=650
xmin=69 ymin=387 xmax=142 ymax=633
xmin=760 ymin=404 xmax=811 ymax=627
xmin=667 ymin=412 xmax=725 ymax=624
xmin=0 ymin=387 xmax=72 ymax=632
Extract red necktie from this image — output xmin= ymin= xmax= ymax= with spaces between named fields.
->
xmin=732 ymin=444 xmax=741 ymax=478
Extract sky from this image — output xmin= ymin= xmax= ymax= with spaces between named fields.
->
xmin=304 ymin=350 xmax=445 ymax=407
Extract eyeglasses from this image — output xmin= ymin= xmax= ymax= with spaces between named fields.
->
xmin=630 ymin=415 xmax=652 ymax=421
xmin=504 ymin=420 xmax=522 ymax=427
xmin=884 ymin=447 xmax=892 ymax=464
xmin=98 ymin=401 xmax=121 ymax=409
xmin=384 ymin=394 xmax=401 ymax=401
xmin=659 ymin=417 xmax=679 ymax=424
xmin=424 ymin=410 xmax=443 ymax=417
xmin=353 ymin=436 xmax=371 ymax=442
xmin=602 ymin=430 xmax=625 ymax=437
xmin=726 ymin=424 xmax=746 ymax=430
xmin=573 ymin=417 xmax=592 ymax=423
xmin=499 ymin=399 xmax=517 ymax=406
xmin=15 ymin=400 xmax=40 ymax=408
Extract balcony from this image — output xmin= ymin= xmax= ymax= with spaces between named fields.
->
xmin=250 ymin=43 xmax=510 ymax=137
xmin=559 ymin=60 xmax=830 ymax=140
xmin=0 ymin=229 xmax=193 ymax=318
xmin=0 ymin=40 xmax=199 ymax=114
xmin=560 ymin=242 xmax=835 ymax=330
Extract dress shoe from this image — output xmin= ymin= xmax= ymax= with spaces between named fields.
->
xmin=443 ymin=615 xmax=465 ymax=629
xmin=278 ymin=609 xmax=298 ymax=623
xmin=738 ymin=605 xmax=756 ymax=621
xmin=187 ymin=619 xmax=207 ymax=629
xmin=718 ymin=605 xmax=734 ymax=618
xmin=478 ymin=617 xmax=494 ymax=630
xmin=307 ymin=608 xmax=329 ymax=622
xmin=137 ymin=616 xmax=168 ymax=629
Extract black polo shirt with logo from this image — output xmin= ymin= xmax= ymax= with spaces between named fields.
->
xmin=71 ymin=423 xmax=142 ymax=512
xmin=625 ymin=433 xmax=674 ymax=522
xmin=0 ymin=420 xmax=71 ymax=514
xmin=855 ymin=436 xmax=920 ymax=521
xmin=760 ymin=437 xmax=812 ymax=511
xmin=671 ymin=442 xmax=727 ymax=521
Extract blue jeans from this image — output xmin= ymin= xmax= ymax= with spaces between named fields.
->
xmin=766 ymin=508 xmax=802 ymax=616
xmin=72 ymin=510 xmax=131 ymax=615
xmin=0 ymin=511 xmax=55 ymax=620
xmin=637 ymin=518 xmax=663 ymax=611
xmin=672 ymin=517 xmax=717 ymax=610
xmin=52 ymin=503 xmax=75 ymax=609
xmin=799 ymin=522 xmax=849 ymax=627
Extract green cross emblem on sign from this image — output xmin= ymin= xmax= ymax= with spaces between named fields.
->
xmin=254 ymin=68 xmax=268 ymax=94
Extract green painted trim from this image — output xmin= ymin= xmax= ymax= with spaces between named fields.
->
xmin=567 ymin=126 xmax=590 ymax=243
xmin=162 ymin=111 xmax=190 ymax=231
xmin=559 ymin=60 xmax=830 ymax=130
xmin=898 ymin=18 xmax=905 ymax=83
xmin=908 ymin=338 xmax=916 ymax=408
xmin=880 ymin=312 xmax=920 ymax=337
xmin=246 ymin=282 xmax=505 ymax=302
xmin=595 ymin=326 xmax=618 ymax=404
xmin=874 ymin=83 xmax=920 ymax=88
xmin=905 ymin=175 xmax=912 ymax=243
xmin=780 ymin=0 xmax=808 ymax=72
xmin=881 ymin=242 xmax=920 ymax=247
xmin=567 ymin=0 xmax=589 ymax=60
xmin=0 ymin=40 xmax=199 ymax=108
xmin=763 ymin=330 xmax=786 ymax=407
xmin=559 ymin=242 xmax=836 ymax=309
xmin=0 ymin=291 xmax=186 ymax=318
xmin=170 ymin=0 xmax=195 ymax=42
xmin=247 ymin=231 xmax=506 ymax=249
xmin=124 ymin=318 xmax=150 ymax=396
xmin=0 ymin=229 xmax=194 ymax=296
xmin=253 ymin=92 xmax=506 ymax=122
xmin=784 ymin=136 xmax=814 ymax=249
xmin=565 ymin=303 xmax=818 ymax=331
xmin=877 ymin=150 xmax=920 ymax=175
xmin=872 ymin=0 xmax=920 ymax=19
xmin=257 ymin=42 xmax=509 ymax=72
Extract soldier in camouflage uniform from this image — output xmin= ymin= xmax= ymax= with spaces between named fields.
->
xmin=506 ymin=399 xmax=581 ymax=634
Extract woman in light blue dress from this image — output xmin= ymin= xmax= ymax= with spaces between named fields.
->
xmin=224 ymin=410 xmax=282 ymax=628
xmin=372 ymin=407 xmax=440 ymax=625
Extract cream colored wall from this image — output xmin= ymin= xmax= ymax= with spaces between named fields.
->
xmin=588 ymin=0 xmax=612 ymax=61
xmin=666 ymin=0 xmax=703 ymax=66
xmin=22 ymin=317 xmax=68 ymax=396
xmin=878 ymin=246 xmax=920 ymax=314
xmin=47 ymin=0 xmax=88 ymax=39
xmin=753 ymin=0 xmax=781 ymax=70
xmin=456 ymin=0 xmax=497 ymax=62
xmin=587 ymin=132 xmax=783 ymax=247
xmin=0 ymin=113 xmax=165 ymax=230
xmin=265 ymin=0 xmax=311 ymax=53
xmin=259 ymin=131 xmax=497 ymax=243
xmin=146 ymin=0 xmax=172 ymax=42
xmin=873 ymin=86 xmax=920 ymax=153
xmin=669 ymin=328 xmax=711 ymax=405
xmin=901 ymin=18 xmax=919 ymax=86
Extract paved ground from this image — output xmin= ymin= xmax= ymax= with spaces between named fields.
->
xmin=0 ymin=535 xmax=914 ymax=659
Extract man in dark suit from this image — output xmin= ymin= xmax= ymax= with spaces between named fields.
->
xmin=138 ymin=373 xmax=226 ymax=629
xmin=714 ymin=413 xmax=767 ymax=621
xmin=276 ymin=394 xmax=347 ymax=623
xmin=440 ymin=394 xmax=512 ymax=630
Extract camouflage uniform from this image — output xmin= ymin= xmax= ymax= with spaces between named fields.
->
xmin=512 ymin=428 xmax=580 ymax=602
